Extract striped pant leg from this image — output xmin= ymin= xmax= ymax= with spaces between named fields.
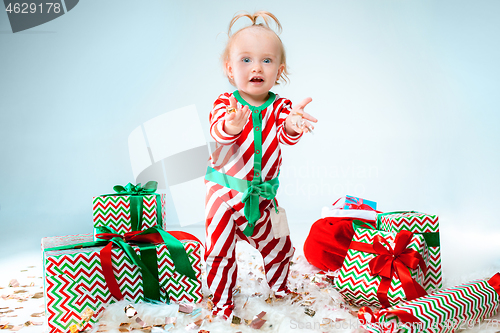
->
xmin=204 ymin=186 xmax=240 ymax=319
xmin=235 ymin=202 xmax=295 ymax=295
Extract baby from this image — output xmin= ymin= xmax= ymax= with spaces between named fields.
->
xmin=204 ymin=11 xmax=317 ymax=319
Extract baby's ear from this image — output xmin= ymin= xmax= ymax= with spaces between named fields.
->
xmin=225 ymin=61 xmax=233 ymax=77
xmin=276 ymin=64 xmax=285 ymax=83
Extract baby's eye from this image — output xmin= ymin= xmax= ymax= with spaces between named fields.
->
xmin=242 ymin=57 xmax=251 ymax=63
xmin=263 ymin=58 xmax=272 ymax=64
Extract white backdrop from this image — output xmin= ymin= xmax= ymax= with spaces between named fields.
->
xmin=1 ymin=0 xmax=499 ymax=277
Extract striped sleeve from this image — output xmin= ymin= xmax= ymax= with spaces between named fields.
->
xmin=276 ymin=98 xmax=303 ymax=146
xmin=209 ymin=93 xmax=241 ymax=145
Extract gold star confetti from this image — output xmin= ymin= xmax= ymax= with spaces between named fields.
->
xmin=304 ymin=308 xmax=316 ymax=317
xmin=32 ymin=292 xmax=44 ymax=299
xmin=13 ymin=290 xmax=27 ymax=294
xmin=231 ymin=315 xmax=241 ymax=325
xmin=81 ymin=308 xmax=94 ymax=322
xmin=206 ymin=299 xmax=214 ymax=311
xmin=301 ymin=300 xmax=314 ymax=307
xmin=31 ymin=312 xmax=45 ymax=317
xmin=69 ymin=323 xmax=81 ymax=333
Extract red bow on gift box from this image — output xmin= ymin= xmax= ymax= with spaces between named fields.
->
xmin=350 ymin=230 xmax=427 ymax=308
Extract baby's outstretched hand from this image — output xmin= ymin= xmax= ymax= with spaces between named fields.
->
xmin=224 ymin=96 xmax=251 ymax=135
xmin=286 ymin=97 xmax=318 ymax=135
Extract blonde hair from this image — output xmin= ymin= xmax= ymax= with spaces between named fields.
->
xmin=221 ymin=11 xmax=289 ymax=86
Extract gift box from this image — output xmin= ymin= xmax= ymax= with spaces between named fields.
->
xmin=335 ymin=228 xmax=429 ymax=308
xmin=92 ymin=181 xmax=167 ymax=241
xmin=361 ymin=273 xmax=500 ymax=333
xmin=377 ymin=211 xmax=441 ymax=291
xmin=322 ymin=196 xmax=378 ymax=221
xmin=42 ymin=229 xmax=202 ymax=333
xmin=332 ymin=195 xmax=377 ymax=211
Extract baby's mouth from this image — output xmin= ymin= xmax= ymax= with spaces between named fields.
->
xmin=250 ymin=77 xmax=264 ymax=82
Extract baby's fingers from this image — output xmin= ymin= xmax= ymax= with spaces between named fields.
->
xmin=295 ymin=97 xmax=313 ymax=110
xmin=302 ymin=112 xmax=318 ymax=123
xmin=302 ymin=120 xmax=315 ymax=133
xmin=229 ymin=96 xmax=237 ymax=110
xmin=226 ymin=114 xmax=236 ymax=122
xmin=234 ymin=105 xmax=249 ymax=121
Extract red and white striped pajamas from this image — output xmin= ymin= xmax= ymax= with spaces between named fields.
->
xmin=205 ymin=92 xmax=302 ymax=318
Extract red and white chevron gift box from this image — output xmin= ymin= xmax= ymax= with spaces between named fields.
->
xmin=42 ymin=233 xmax=202 ymax=333
xmin=378 ymin=211 xmax=442 ymax=291
xmin=361 ymin=273 xmax=500 ymax=333
xmin=335 ymin=228 xmax=429 ymax=308
xmin=92 ymin=193 xmax=167 ymax=241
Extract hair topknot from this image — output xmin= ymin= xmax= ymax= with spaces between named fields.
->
xmin=222 ymin=11 xmax=289 ymax=86
xmin=227 ymin=11 xmax=282 ymax=36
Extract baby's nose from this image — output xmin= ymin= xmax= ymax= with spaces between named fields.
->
xmin=252 ymin=63 xmax=262 ymax=72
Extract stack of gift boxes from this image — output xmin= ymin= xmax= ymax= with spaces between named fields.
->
xmin=320 ymin=196 xmax=500 ymax=333
xmin=41 ymin=182 xmax=203 ymax=333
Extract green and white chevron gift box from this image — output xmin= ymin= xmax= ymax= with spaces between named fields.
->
xmin=361 ymin=273 xmax=500 ymax=333
xmin=42 ymin=233 xmax=202 ymax=333
xmin=335 ymin=228 xmax=429 ymax=308
xmin=377 ymin=211 xmax=442 ymax=291
xmin=92 ymin=181 xmax=167 ymax=241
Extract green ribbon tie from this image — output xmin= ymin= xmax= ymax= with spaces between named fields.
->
xmin=241 ymin=179 xmax=279 ymax=234
xmin=102 ymin=181 xmax=162 ymax=232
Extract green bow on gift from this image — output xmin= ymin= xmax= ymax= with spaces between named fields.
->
xmin=100 ymin=181 xmax=162 ymax=233
xmin=113 ymin=181 xmax=158 ymax=195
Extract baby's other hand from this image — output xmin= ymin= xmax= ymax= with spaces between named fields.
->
xmin=286 ymin=97 xmax=318 ymax=134
xmin=224 ymin=96 xmax=251 ymax=135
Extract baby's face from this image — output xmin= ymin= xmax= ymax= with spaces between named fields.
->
xmin=227 ymin=27 xmax=284 ymax=104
